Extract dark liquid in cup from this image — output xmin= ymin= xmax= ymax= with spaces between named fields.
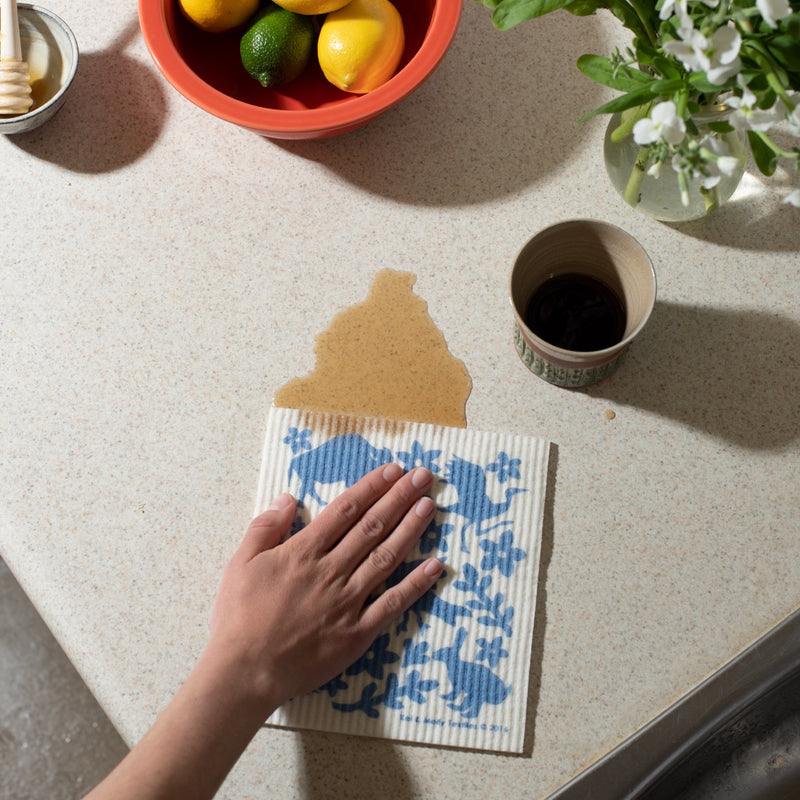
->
xmin=523 ymin=273 xmax=627 ymax=352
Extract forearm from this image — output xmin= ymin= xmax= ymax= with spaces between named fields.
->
xmin=84 ymin=466 xmax=441 ymax=799
xmin=85 ymin=648 xmax=276 ymax=800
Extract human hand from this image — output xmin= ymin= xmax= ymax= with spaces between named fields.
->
xmin=83 ymin=464 xmax=442 ymax=800
xmin=203 ymin=463 xmax=443 ymax=717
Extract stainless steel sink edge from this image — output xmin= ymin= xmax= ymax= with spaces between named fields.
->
xmin=545 ymin=605 xmax=800 ymax=800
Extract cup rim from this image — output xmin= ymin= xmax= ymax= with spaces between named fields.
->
xmin=509 ymin=218 xmax=657 ymax=360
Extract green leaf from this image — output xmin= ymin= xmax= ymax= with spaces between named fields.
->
xmin=778 ymin=12 xmax=800 ymax=39
xmin=491 ymin=0 xmax=582 ymax=29
xmin=768 ymin=34 xmax=800 ymax=71
xmin=600 ymin=0 xmax=642 ymax=33
xmin=688 ymin=73 xmax=726 ymax=94
xmin=707 ymin=121 xmax=734 ymax=133
xmin=576 ymin=54 xmax=652 ymax=91
xmin=564 ymin=0 xmax=600 ymax=15
xmin=748 ymin=130 xmax=778 ymax=176
xmin=651 ymin=55 xmax=681 ymax=80
xmin=577 ymin=78 xmax=685 ymax=122
xmin=577 ymin=85 xmax=661 ymax=121
xmin=646 ymin=77 xmax=685 ymax=96
xmin=758 ymin=87 xmax=777 ymax=109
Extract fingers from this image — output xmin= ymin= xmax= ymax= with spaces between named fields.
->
xmin=360 ymin=557 xmax=444 ymax=634
xmin=295 ymin=462 xmax=406 ymax=553
xmin=238 ymin=493 xmax=296 ymax=562
xmin=331 ymin=466 xmax=435 ymax=571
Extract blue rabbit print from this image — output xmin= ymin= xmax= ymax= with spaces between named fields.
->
xmin=271 ymin=421 xmax=541 ymax=751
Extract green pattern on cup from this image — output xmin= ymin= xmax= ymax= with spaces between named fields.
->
xmin=513 ymin=324 xmax=622 ymax=387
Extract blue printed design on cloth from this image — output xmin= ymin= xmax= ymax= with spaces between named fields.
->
xmin=282 ymin=429 xmax=529 ymax=726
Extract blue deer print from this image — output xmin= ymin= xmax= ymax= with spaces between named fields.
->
xmin=439 ymin=456 xmax=527 ymax=552
xmin=433 ymin=627 xmax=512 ymax=718
xmin=287 ymin=433 xmax=393 ymax=506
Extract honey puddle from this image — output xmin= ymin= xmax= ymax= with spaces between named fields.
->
xmin=274 ymin=269 xmax=472 ymax=428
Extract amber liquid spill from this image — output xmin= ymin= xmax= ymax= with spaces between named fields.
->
xmin=274 ymin=269 xmax=472 ymax=428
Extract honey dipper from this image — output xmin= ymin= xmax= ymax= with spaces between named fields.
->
xmin=0 ymin=0 xmax=33 ymax=115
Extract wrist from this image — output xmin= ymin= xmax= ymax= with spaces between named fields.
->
xmin=194 ymin=638 xmax=284 ymax=727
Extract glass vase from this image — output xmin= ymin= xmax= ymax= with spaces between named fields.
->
xmin=603 ymin=106 xmax=747 ymax=222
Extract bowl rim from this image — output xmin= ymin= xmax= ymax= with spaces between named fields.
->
xmin=0 ymin=3 xmax=79 ymax=127
xmin=138 ymin=0 xmax=461 ymax=135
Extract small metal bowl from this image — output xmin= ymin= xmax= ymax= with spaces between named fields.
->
xmin=0 ymin=4 xmax=79 ymax=135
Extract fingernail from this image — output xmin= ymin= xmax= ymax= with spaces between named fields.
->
xmin=267 ymin=492 xmax=294 ymax=511
xmin=424 ymin=558 xmax=444 ymax=578
xmin=382 ymin=463 xmax=402 ymax=482
xmin=415 ymin=496 xmax=436 ymax=519
xmin=411 ymin=467 xmax=433 ymax=489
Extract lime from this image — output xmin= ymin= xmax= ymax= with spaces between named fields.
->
xmin=240 ymin=3 xmax=315 ymax=88
xmin=317 ymin=0 xmax=404 ymax=94
xmin=179 ymin=0 xmax=259 ymax=33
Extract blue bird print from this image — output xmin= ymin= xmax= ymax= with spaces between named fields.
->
xmin=438 ymin=456 xmax=527 ymax=552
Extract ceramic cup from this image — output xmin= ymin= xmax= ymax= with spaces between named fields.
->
xmin=510 ymin=219 xmax=656 ymax=388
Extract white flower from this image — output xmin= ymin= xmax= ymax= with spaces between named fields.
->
xmin=674 ymin=148 xmax=722 ymax=189
xmin=784 ymin=93 xmax=800 ymax=135
xmin=728 ymin=78 xmax=779 ymax=131
xmin=658 ymin=0 xmax=687 ymax=21
xmin=659 ymin=0 xmax=716 ymax=22
xmin=783 ymin=189 xmax=800 ymax=207
xmin=633 ymin=101 xmax=687 ymax=146
xmin=756 ymin=0 xmax=791 ymax=28
xmin=671 ymin=135 xmax=741 ymax=192
xmin=707 ymin=24 xmax=742 ymax=84
xmin=702 ymin=134 xmax=742 ymax=180
xmin=717 ymin=155 xmax=742 ymax=176
xmin=663 ymin=22 xmax=742 ymax=85
xmin=664 ymin=26 xmax=710 ymax=71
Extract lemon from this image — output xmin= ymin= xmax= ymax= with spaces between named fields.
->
xmin=273 ymin=0 xmax=351 ymax=15
xmin=240 ymin=3 xmax=315 ymax=87
xmin=317 ymin=0 xmax=405 ymax=94
xmin=179 ymin=0 xmax=259 ymax=33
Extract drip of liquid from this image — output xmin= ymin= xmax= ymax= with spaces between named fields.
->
xmin=274 ymin=269 xmax=472 ymax=428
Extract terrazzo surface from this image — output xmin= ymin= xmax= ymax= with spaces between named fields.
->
xmin=2 ymin=1 xmax=799 ymax=798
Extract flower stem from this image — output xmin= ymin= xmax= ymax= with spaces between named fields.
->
xmin=678 ymin=171 xmax=690 ymax=207
xmin=700 ymin=184 xmax=720 ymax=214
xmin=611 ymin=104 xmax=650 ymax=143
xmin=624 ymin=146 xmax=650 ymax=206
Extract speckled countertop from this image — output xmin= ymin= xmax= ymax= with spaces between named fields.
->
xmin=2 ymin=2 xmax=799 ymax=798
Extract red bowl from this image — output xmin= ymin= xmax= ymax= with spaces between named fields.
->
xmin=138 ymin=0 xmax=461 ymax=139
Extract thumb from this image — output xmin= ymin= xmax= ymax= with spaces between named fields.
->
xmin=239 ymin=493 xmax=296 ymax=561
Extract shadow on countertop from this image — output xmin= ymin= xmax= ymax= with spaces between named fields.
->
xmin=590 ymin=301 xmax=800 ymax=451
xmin=273 ymin=2 xmax=609 ymax=207
xmin=668 ymin=133 xmax=800 ymax=253
xmin=9 ymin=19 xmax=166 ymax=174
